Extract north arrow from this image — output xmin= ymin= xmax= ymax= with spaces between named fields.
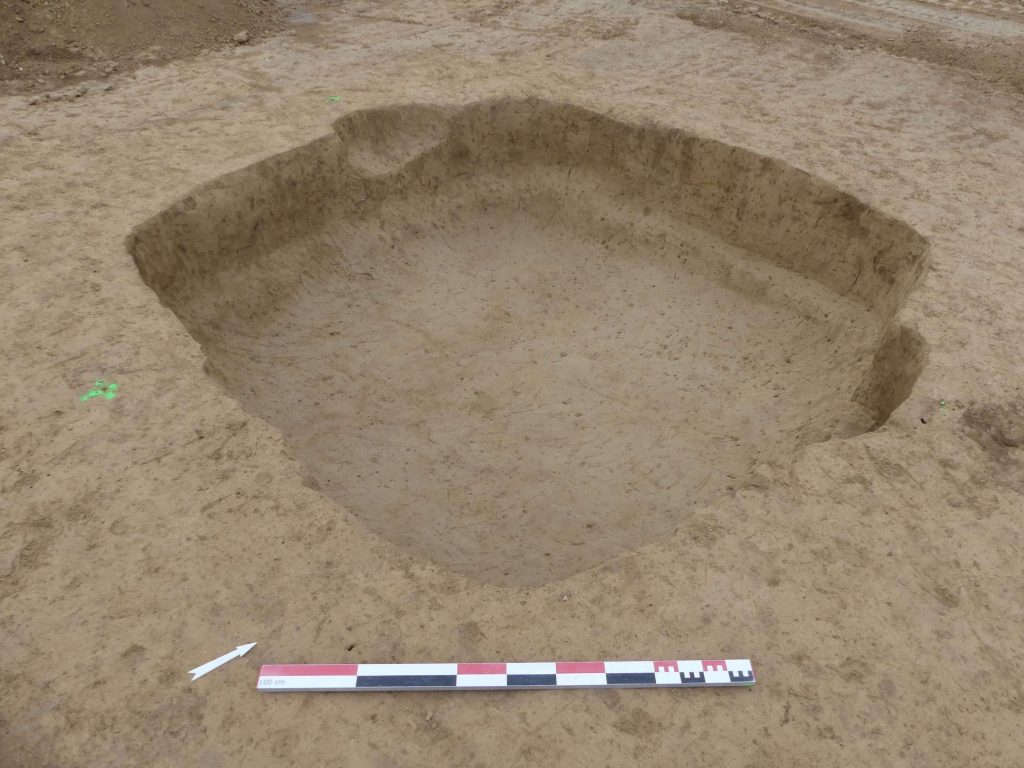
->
xmin=189 ymin=642 xmax=257 ymax=681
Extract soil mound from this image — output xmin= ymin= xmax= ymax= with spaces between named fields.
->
xmin=0 ymin=0 xmax=285 ymax=93
xmin=129 ymin=98 xmax=929 ymax=586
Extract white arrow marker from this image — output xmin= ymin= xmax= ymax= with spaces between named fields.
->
xmin=189 ymin=642 xmax=257 ymax=681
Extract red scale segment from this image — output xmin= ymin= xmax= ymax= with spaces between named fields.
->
xmin=260 ymin=664 xmax=358 ymax=676
xmin=458 ymin=662 xmax=507 ymax=675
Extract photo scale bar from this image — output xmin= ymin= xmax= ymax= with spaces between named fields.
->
xmin=257 ymin=659 xmax=754 ymax=692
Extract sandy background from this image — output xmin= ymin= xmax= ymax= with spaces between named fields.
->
xmin=2 ymin=0 xmax=1024 ymax=765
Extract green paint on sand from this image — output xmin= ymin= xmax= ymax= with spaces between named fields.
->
xmin=80 ymin=380 xmax=119 ymax=401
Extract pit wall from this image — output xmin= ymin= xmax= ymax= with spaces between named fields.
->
xmin=128 ymin=97 xmax=929 ymax=425
xmin=333 ymin=99 xmax=930 ymax=319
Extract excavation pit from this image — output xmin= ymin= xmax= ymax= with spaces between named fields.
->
xmin=129 ymin=99 xmax=929 ymax=586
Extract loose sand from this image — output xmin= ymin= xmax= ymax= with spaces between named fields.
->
xmin=2 ymin=1 xmax=1024 ymax=766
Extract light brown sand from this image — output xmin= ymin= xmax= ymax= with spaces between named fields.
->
xmin=2 ymin=2 xmax=1024 ymax=766
xmin=129 ymin=100 xmax=926 ymax=586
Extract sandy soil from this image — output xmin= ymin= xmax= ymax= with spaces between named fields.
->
xmin=2 ymin=1 xmax=1024 ymax=766
xmin=0 ymin=0 xmax=287 ymax=94
xmin=128 ymin=99 xmax=927 ymax=586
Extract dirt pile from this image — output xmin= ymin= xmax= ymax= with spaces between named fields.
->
xmin=0 ymin=0 xmax=286 ymax=93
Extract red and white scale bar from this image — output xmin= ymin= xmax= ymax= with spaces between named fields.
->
xmin=258 ymin=659 xmax=754 ymax=692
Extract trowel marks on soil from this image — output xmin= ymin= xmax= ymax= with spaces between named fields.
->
xmin=129 ymin=99 xmax=929 ymax=586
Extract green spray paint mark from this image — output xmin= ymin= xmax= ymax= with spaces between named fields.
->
xmin=80 ymin=380 xmax=119 ymax=402
xmin=326 ymin=96 xmax=341 ymax=103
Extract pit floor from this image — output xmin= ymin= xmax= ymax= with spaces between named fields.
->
xmin=3 ymin=1 xmax=1024 ymax=766
xmin=199 ymin=187 xmax=878 ymax=586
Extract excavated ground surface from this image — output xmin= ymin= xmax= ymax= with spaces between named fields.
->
xmin=130 ymin=100 xmax=926 ymax=585
xmin=2 ymin=2 xmax=1024 ymax=766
